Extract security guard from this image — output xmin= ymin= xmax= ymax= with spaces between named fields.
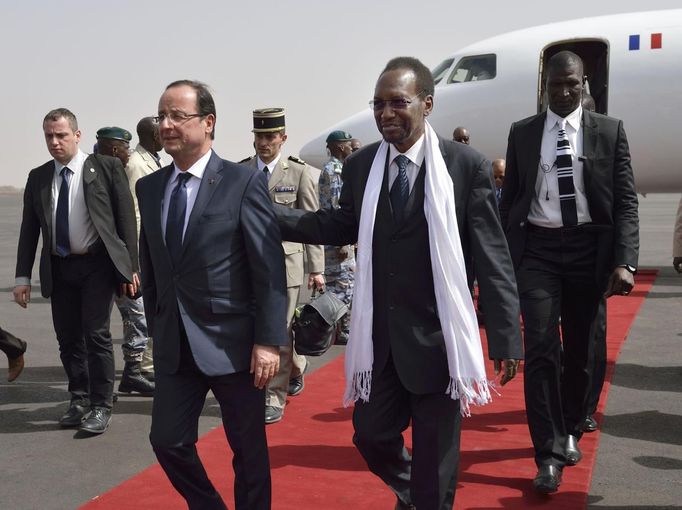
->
xmin=241 ymin=108 xmax=324 ymax=424
xmin=320 ymin=130 xmax=355 ymax=344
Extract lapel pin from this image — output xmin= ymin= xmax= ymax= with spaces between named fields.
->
xmin=208 ymin=178 xmax=215 ymax=185
xmin=89 ymin=168 xmax=95 ymax=173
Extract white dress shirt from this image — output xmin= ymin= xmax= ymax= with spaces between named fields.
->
xmin=257 ymin=153 xmax=281 ymax=177
xmin=161 ymin=149 xmax=212 ymax=240
xmin=528 ymin=106 xmax=592 ymax=228
xmin=52 ymin=149 xmax=98 ymax=255
xmin=388 ymin=134 xmax=425 ymax=193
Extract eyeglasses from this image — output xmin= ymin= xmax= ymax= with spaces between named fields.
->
xmin=153 ymin=111 xmax=204 ymax=125
xmin=369 ymin=93 xmax=424 ymax=112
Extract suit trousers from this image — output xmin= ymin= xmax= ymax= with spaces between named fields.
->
xmin=0 ymin=326 xmax=26 ymax=359
xmin=150 ymin=321 xmax=271 ymax=510
xmin=50 ymin=252 xmax=117 ymax=408
xmin=585 ymin=297 xmax=607 ymax=417
xmin=352 ymin=353 xmax=462 ymax=510
xmin=266 ymin=285 xmax=306 ymax=409
xmin=516 ymin=225 xmax=602 ymax=468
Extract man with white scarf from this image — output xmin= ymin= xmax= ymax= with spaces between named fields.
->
xmin=276 ymin=57 xmax=523 ymax=510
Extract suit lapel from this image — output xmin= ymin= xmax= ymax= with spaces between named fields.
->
xmin=269 ymin=159 xmax=286 ymax=191
xmin=523 ymin=113 xmax=546 ymax=194
xmin=152 ymin=166 xmax=173 ymax=252
xmin=39 ymin=162 xmax=55 ymax=237
xmin=181 ymin=151 xmax=223 ymax=256
xmin=581 ymin=110 xmax=599 ymax=194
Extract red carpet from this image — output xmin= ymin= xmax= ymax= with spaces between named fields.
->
xmin=81 ymin=271 xmax=656 ymax=510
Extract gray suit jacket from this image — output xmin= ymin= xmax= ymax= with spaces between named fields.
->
xmin=16 ymin=154 xmax=138 ymax=297
xmin=137 ymin=151 xmax=288 ymax=376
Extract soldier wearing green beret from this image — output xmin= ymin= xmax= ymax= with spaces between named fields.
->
xmin=320 ymin=131 xmax=355 ymax=345
xmin=240 ymin=107 xmax=325 ymax=424
xmin=96 ymin=126 xmax=155 ymax=397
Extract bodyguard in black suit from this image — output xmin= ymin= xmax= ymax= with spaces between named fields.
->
xmin=137 ymin=80 xmax=287 ymax=510
xmin=276 ymin=58 xmax=523 ymax=510
xmin=14 ymin=108 xmax=138 ymax=434
xmin=499 ymin=51 xmax=639 ymax=493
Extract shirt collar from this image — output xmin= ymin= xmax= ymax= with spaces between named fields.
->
xmin=172 ymin=149 xmax=212 ymax=183
xmin=54 ymin=149 xmax=86 ymax=175
xmin=389 ymin=134 xmax=425 ymax=167
xmin=546 ymin=106 xmax=583 ymax=133
xmin=257 ymin=153 xmax=281 ymax=172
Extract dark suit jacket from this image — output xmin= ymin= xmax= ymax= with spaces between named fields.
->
xmin=499 ymin=110 xmax=639 ymax=285
xmin=15 ymin=154 xmax=138 ymax=297
xmin=276 ymin=137 xmax=523 ymax=393
xmin=136 ymin=151 xmax=288 ymax=376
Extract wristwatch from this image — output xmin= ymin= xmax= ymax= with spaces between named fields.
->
xmin=619 ymin=264 xmax=637 ymax=274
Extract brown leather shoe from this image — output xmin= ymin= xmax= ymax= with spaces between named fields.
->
xmin=7 ymin=354 xmax=24 ymax=382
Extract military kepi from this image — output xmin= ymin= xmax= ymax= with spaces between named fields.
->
xmin=252 ymin=108 xmax=285 ymax=133
xmin=326 ymin=130 xmax=353 ymax=143
xmin=96 ymin=126 xmax=132 ymax=142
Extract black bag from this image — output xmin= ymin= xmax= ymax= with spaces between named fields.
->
xmin=293 ymin=289 xmax=349 ymax=356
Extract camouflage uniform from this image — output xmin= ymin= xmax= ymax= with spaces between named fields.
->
xmin=319 ymin=156 xmax=355 ymax=343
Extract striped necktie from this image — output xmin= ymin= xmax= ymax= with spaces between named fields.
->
xmin=556 ymin=119 xmax=578 ymax=226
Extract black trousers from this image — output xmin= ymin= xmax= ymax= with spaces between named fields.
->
xmin=517 ymin=225 xmax=602 ymax=468
xmin=586 ymin=298 xmax=607 ymax=417
xmin=50 ymin=252 xmax=116 ymax=408
xmin=352 ymin=354 xmax=461 ymax=510
xmin=0 ymin=326 xmax=26 ymax=359
xmin=150 ymin=322 xmax=271 ymax=510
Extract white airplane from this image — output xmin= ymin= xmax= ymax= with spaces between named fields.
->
xmin=300 ymin=9 xmax=681 ymax=194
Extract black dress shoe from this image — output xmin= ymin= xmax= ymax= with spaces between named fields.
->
xmin=565 ymin=434 xmax=582 ymax=466
xmin=265 ymin=405 xmax=284 ymax=424
xmin=118 ymin=371 xmax=155 ymax=396
xmin=533 ymin=465 xmax=562 ymax=493
xmin=581 ymin=415 xmax=598 ymax=433
xmin=59 ymin=401 xmax=88 ymax=428
xmin=79 ymin=407 xmax=112 ymax=434
xmin=287 ymin=374 xmax=304 ymax=396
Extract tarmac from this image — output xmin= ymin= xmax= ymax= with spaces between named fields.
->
xmin=0 ymin=192 xmax=680 ymax=510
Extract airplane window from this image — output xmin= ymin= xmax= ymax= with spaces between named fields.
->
xmin=432 ymin=58 xmax=455 ymax=85
xmin=447 ymin=54 xmax=496 ymax=83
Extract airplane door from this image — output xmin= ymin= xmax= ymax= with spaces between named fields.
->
xmin=538 ymin=40 xmax=609 ymax=114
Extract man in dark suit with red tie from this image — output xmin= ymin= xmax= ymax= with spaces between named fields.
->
xmin=499 ymin=51 xmax=639 ymax=493
xmin=136 ymin=80 xmax=288 ymax=510
xmin=14 ymin=108 xmax=139 ymax=434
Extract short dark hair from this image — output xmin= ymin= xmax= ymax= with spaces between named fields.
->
xmin=165 ymin=79 xmax=217 ymax=139
xmin=547 ymin=51 xmax=584 ymax=76
xmin=43 ymin=108 xmax=78 ymax=131
xmin=381 ymin=57 xmax=435 ymax=97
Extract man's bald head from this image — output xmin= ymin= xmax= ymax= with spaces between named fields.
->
xmin=137 ymin=116 xmax=162 ymax=153
xmin=452 ymin=126 xmax=470 ymax=144
xmin=547 ymin=50 xmax=584 ymax=76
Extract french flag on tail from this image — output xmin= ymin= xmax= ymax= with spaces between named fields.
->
xmin=629 ymin=33 xmax=663 ymax=50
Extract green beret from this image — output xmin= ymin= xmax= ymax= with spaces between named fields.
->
xmin=326 ymin=130 xmax=353 ymax=143
xmin=96 ymin=126 xmax=132 ymax=142
xmin=252 ymin=108 xmax=285 ymax=133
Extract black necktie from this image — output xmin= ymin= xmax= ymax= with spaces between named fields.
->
xmin=165 ymin=172 xmax=192 ymax=265
xmin=263 ymin=166 xmax=269 ymax=179
xmin=55 ymin=167 xmax=71 ymax=257
xmin=556 ymin=119 xmax=578 ymax=226
xmin=390 ymin=155 xmax=410 ymax=222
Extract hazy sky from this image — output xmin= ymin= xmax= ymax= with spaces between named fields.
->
xmin=1 ymin=0 xmax=679 ymax=187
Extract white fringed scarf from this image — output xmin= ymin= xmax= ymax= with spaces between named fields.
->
xmin=343 ymin=121 xmax=491 ymax=416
